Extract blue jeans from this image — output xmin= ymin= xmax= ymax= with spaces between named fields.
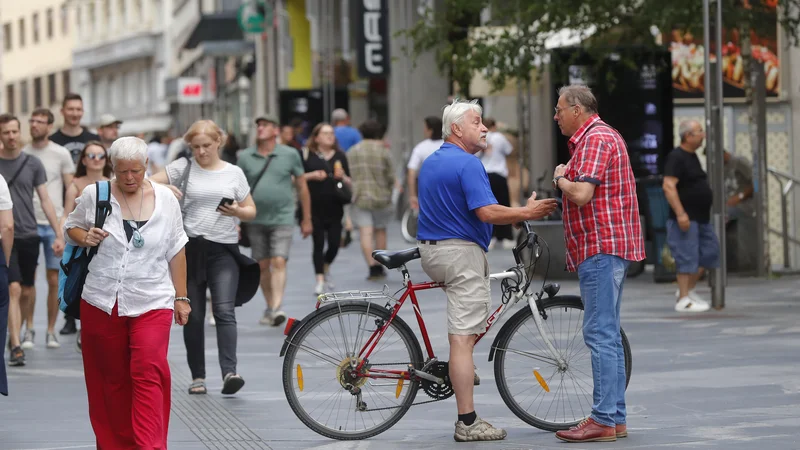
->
xmin=666 ymin=219 xmax=720 ymax=274
xmin=577 ymin=253 xmax=630 ymax=427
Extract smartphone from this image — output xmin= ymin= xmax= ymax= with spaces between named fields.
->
xmin=217 ymin=197 xmax=234 ymax=211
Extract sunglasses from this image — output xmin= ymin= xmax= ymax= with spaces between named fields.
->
xmin=86 ymin=153 xmax=106 ymax=160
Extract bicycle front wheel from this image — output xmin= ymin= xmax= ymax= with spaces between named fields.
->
xmin=282 ymin=302 xmax=424 ymax=440
xmin=493 ymin=296 xmax=632 ymax=432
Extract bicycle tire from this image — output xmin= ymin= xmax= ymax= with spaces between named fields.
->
xmin=282 ymin=302 xmax=425 ymax=440
xmin=493 ymin=296 xmax=632 ymax=432
xmin=400 ymin=208 xmax=418 ymax=243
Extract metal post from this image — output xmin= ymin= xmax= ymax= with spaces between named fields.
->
xmin=751 ymin=62 xmax=769 ymax=276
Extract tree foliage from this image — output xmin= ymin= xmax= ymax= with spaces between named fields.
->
xmin=400 ymin=0 xmax=800 ymax=96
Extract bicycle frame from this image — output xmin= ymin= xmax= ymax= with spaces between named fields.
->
xmin=314 ymin=262 xmax=560 ymax=381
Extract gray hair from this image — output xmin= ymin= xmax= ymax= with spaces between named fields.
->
xmin=331 ymin=108 xmax=349 ymax=123
xmin=108 ymin=136 xmax=148 ymax=166
xmin=557 ymin=85 xmax=599 ymax=114
xmin=678 ymin=120 xmax=701 ymax=142
xmin=442 ymin=98 xmax=483 ymax=140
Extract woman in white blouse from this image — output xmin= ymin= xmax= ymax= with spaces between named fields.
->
xmin=150 ymin=120 xmax=257 ymax=396
xmin=65 ymin=137 xmax=189 ymax=449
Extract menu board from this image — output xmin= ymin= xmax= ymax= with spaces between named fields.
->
xmin=669 ymin=9 xmax=780 ymax=99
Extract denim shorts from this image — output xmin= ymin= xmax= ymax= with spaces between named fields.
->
xmin=666 ymin=219 xmax=720 ymax=274
xmin=38 ymin=225 xmax=61 ymax=270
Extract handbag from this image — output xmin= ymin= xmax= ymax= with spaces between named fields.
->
xmin=319 ymin=153 xmax=352 ymax=205
xmin=240 ymin=153 xmax=277 ymax=247
xmin=58 ymin=181 xmax=113 ymax=320
xmin=175 ymin=156 xmax=192 ymax=213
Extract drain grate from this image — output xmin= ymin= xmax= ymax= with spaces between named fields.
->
xmin=170 ymin=362 xmax=272 ymax=449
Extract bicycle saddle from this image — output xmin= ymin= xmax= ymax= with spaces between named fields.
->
xmin=372 ymin=248 xmax=421 ymax=269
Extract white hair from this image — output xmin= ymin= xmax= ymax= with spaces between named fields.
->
xmin=108 ymin=136 xmax=148 ymax=166
xmin=678 ymin=120 xmax=700 ymax=142
xmin=442 ymin=98 xmax=483 ymax=140
xmin=331 ymin=108 xmax=349 ymax=123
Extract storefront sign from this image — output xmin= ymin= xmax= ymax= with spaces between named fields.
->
xmin=356 ymin=0 xmax=390 ymax=77
xmin=177 ymin=77 xmax=204 ymax=104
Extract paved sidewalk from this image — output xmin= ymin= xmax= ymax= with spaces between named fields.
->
xmin=1 ymin=221 xmax=799 ymax=449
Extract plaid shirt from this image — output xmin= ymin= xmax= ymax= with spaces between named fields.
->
xmin=562 ymin=114 xmax=645 ymax=271
xmin=347 ymin=140 xmax=396 ymax=210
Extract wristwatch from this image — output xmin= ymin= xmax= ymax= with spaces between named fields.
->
xmin=553 ymin=175 xmax=565 ymax=189
xmin=175 ymin=296 xmax=191 ymax=304
xmin=738 ymin=192 xmax=745 ymax=200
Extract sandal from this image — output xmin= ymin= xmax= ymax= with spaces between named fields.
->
xmin=188 ymin=379 xmax=207 ymax=395
xmin=221 ymin=373 xmax=245 ymax=395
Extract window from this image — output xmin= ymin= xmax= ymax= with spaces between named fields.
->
xmin=18 ymin=18 xmax=25 ymax=48
xmin=61 ymin=3 xmax=69 ymax=35
xmin=62 ymin=70 xmax=71 ymax=95
xmin=5 ymin=84 xmax=14 ymax=113
xmin=88 ymin=3 xmax=95 ymax=34
xmin=20 ymin=80 xmax=29 ymax=114
xmin=48 ymin=73 xmax=57 ymax=105
xmin=2 ymin=23 xmax=10 ymax=51
xmin=34 ymin=77 xmax=43 ymax=108
xmin=47 ymin=9 xmax=54 ymax=39
xmin=33 ymin=13 xmax=40 ymax=43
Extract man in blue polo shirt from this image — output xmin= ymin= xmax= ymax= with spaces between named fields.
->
xmin=417 ymin=99 xmax=557 ymax=442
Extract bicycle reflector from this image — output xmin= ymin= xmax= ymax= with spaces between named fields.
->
xmin=284 ymin=317 xmax=296 ymax=336
xmin=396 ymin=378 xmax=404 ymax=399
xmin=297 ymin=364 xmax=304 ymax=391
xmin=534 ymin=370 xmax=550 ymax=392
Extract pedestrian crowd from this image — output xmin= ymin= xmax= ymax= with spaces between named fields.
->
xmin=0 ymin=85 xmax=744 ymax=447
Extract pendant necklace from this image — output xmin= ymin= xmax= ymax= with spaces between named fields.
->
xmin=122 ymin=187 xmax=145 ymax=248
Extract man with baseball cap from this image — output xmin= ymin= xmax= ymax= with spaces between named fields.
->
xmin=237 ymin=113 xmax=312 ymax=326
xmin=97 ymin=114 xmax=123 ymax=149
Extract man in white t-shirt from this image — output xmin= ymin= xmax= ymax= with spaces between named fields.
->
xmin=406 ymin=116 xmax=444 ymax=210
xmin=0 ymin=173 xmax=14 ymax=393
xmin=480 ymin=118 xmax=515 ymax=249
xmin=22 ymin=108 xmax=75 ymax=350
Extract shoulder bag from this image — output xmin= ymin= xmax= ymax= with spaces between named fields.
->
xmin=239 ymin=153 xmax=276 ymax=248
xmin=319 ymin=153 xmax=352 ymax=205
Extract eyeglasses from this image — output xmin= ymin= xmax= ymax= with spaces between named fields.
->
xmin=554 ymin=104 xmax=578 ymax=114
xmin=86 ymin=154 xmax=106 ymax=160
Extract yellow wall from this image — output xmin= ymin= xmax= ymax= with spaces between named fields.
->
xmin=286 ymin=0 xmax=312 ymax=89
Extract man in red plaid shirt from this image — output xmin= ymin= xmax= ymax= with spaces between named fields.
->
xmin=551 ymin=85 xmax=645 ymax=443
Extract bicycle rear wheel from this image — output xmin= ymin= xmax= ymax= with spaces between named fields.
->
xmin=282 ymin=302 xmax=424 ymax=440
xmin=400 ymin=208 xmax=418 ymax=243
xmin=493 ymin=296 xmax=632 ymax=432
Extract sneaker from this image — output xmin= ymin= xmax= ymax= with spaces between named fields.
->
xmin=21 ymin=329 xmax=35 ymax=350
xmin=314 ymin=280 xmax=325 ymax=295
xmin=208 ymin=314 xmax=216 ymax=327
xmin=46 ymin=333 xmax=61 ymax=349
xmin=259 ymin=310 xmax=275 ymax=326
xmin=8 ymin=346 xmax=25 ymax=366
xmin=675 ymin=296 xmax=710 ymax=312
xmin=75 ymin=330 xmax=82 ymax=353
xmin=272 ymin=310 xmax=287 ymax=327
xmin=454 ymin=417 xmax=507 ymax=442
xmin=60 ymin=317 xmax=77 ymax=335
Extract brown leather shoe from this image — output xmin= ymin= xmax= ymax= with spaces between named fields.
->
xmin=555 ymin=418 xmax=616 ymax=443
xmin=616 ymin=423 xmax=627 ymax=438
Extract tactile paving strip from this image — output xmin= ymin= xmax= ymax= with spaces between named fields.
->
xmin=169 ymin=362 xmax=272 ymax=449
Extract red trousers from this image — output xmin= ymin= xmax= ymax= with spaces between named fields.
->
xmin=81 ymin=300 xmax=173 ymax=450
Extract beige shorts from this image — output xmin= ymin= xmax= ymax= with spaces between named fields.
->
xmin=419 ymin=239 xmax=491 ymax=336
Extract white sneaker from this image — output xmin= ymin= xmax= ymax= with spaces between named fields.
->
xmin=314 ymin=280 xmax=325 ymax=295
xmin=675 ymin=296 xmax=710 ymax=312
xmin=46 ymin=333 xmax=61 ymax=349
xmin=454 ymin=417 xmax=507 ymax=442
xmin=675 ymin=289 xmax=711 ymax=308
xmin=208 ymin=315 xmax=216 ymax=327
xmin=21 ymin=330 xmax=35 ymax=350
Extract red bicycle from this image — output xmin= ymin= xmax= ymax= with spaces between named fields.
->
xmin=280 ymin=222 xmax=632 ymax=440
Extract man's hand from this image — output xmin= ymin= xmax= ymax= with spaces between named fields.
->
xmin=554 ymin=164 xmax=567 ymax=179
xmin=174 ymin=301 xmax=191 ymax=326
xmin=677 ymin=213 xmax=691 ymax=232
xmin=409 ymin=195 xmax=419 ymax=210
xmin=52 ymin=237 xmax=65 ymax=257
xmin=301 ymin=219 xmax=313 ymax=238
xmin=524 ymin=191 xmax=558 ymax=220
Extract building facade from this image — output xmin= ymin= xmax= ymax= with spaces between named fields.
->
xmin=1 ymin=0 xmax=76 ymax=139
xmin=70 ymin=0 xmax=174 ymax=135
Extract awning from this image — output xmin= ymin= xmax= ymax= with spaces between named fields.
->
xmin=184 ymin=12 xmax=244 ymax=50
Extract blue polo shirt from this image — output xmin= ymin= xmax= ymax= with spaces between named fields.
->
xmin=417 ymin=143 xmax=497 ymax=251
xmin=334 ymin=126 xmax=362 ymax=151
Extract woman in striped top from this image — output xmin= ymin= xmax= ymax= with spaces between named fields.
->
xmin=150 ymin=120 xmax=256 ymax=396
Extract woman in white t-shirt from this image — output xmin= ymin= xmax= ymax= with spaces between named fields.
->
xmin=406 ymin=116 xmax=444 ymax=210
xmin=151 ymin=120 xmax=257 ymax=396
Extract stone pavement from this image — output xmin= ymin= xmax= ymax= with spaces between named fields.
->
xmin=1 ymin=221 xmax=799 ymax=449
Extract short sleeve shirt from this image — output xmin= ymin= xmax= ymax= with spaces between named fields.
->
xmin=663 ymin=147 xmax=713 ymax=223
xmin=165 ymin=158 xmax=250 ymax=244
xmin=50 ymin=128 xmax=101 ymax=164
xmin=237 ymin=145 xmax=305 ymax=227
xmin=416 ymin=143 xmax=497 ymax=251
xmin=0 ymin=154 xmax=48 ymax=239
xmin=23 ymin=142 xmax=76 ymax=225
xmin=482 ymin=132 xmax=513 ymax=177
xmin=0 ymin=174 xmax=13 ymax=240
xmin=407 ymin=139 xmax=443 ymax=171
xmin=334 ymin=126 xmax=363 ymax=151
xmin=304 ymin=150 xmax=351 ymax=219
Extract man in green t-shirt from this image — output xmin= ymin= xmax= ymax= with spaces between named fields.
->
xmin=238 ymin=114 xmax=312 ymax=326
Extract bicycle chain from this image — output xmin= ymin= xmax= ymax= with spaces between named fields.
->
xmin=357 ymin=361 xmax=451 ymax=412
